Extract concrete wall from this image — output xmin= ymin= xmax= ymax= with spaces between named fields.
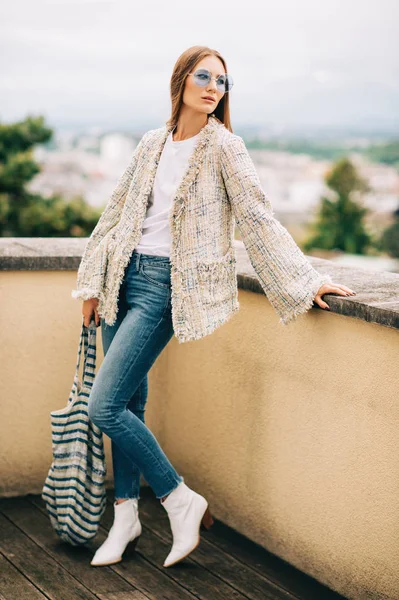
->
xmin=0 ymin=242 xmax=398 ymax=600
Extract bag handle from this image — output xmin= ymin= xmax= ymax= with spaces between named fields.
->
xmin=71 ymin=317 xmax=97 ymax=394
xmin=82 ymin=319 xmax=97 ymax=389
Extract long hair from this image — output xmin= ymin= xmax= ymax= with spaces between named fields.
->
xmin=166 ymin=45 xmax=233 ymax=133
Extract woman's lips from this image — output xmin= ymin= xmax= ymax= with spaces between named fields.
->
xmin=202 ymin=98 xmax=215 ymax=103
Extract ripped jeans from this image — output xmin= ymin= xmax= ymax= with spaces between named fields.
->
xmin=88 ymin=249 xmax=184 ymax=500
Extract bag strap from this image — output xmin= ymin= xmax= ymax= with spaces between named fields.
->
xmin=69 ymin=322 xmax=85 ymax=400
xmin=70 ymin=317 xmax=97 ymax=395
xmin=82 ymin=318 xmax=97 ymax=389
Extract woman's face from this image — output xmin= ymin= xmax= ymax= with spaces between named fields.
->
xmin=182 ymin=55 xmax=226 ymax=115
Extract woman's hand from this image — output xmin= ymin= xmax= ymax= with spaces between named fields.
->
xmin=82 ymin=298 xmax=101 ymax=327
xmin=314 ymin=283 xmax=356 ymax=311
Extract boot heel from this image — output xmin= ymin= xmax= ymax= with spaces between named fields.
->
xmin=200 ymin=506 xmax=214 ymax=530
xmin=130 ymin=535 xmax=140 ymax=550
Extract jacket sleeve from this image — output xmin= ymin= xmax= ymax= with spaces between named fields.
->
xmin=71 ymin=132 xmax=148 ymax=302
xmin=221 ymin=134 xmax=333 ymax=325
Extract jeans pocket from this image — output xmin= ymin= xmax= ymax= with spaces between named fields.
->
xmin=139 ymin=262 xmax=171 ymax=289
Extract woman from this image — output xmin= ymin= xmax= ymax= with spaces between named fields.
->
xmin=72 ymin=45 xmax=355 ymax=569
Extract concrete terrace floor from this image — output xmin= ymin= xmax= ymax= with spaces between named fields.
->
xmin=0 ymin=488 xmax=348 ymax=600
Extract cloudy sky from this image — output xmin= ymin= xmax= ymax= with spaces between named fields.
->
xmin=1 ymin=0 xmax=398 ymax=133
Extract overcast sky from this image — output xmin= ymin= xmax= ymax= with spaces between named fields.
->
xmin=1 ymin=0 xmax=398 ymax=134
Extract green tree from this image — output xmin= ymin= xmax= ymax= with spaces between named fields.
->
xmin=0 ymin=114 xmax=101 ymax=236
xmin=303 ymin=157 xmax=374 ymax=254
xmin=379 ymin=206 xmax=399 ymax=258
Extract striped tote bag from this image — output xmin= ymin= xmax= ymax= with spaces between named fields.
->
xmin=41 ymin=320 xmax=107 ymax=546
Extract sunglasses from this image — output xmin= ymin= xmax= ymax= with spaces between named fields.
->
xmin=188 ymin=68 xmax=234 ymax=93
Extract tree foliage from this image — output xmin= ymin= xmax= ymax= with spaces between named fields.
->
xmin=303 ymin=157 xmax=374 ymax=254
xmin=0 ymin=114 xmax=101 ymax=236
xmin=379 ymin=206 xmax=399 ymax=258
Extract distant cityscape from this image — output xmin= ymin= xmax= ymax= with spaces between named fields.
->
xmin=28 ymin=125 xmax=399 ymax=221
xmin=23 ymin=120 xmax=399 ymax=272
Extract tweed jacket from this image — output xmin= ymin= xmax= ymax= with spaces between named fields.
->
xmin=72 ymin=114 xmax=332 ymax=343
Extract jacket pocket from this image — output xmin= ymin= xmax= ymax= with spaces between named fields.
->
xmin=196 ymin=247 xmax=237 ymax=307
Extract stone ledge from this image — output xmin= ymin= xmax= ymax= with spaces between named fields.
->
xmin=1 ymin=237 xmax=398 ymax=330
xmin=235 ymin=242 xmax=399 ymax=330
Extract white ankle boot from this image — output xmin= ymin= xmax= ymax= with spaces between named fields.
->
xmin=160 ymin=481 xmax=214 ymax=567
xmin=90 ymin=498 xmax=142 ymax=566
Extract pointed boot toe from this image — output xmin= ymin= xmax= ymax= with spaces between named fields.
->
xmin=90 ymin=498 xmax=142 ymax=567
xmin=161 ymin=481 xmax=214 ymax=568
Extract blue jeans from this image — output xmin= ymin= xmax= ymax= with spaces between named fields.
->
xmin=88 ymin=249 xmax=184 ymax=500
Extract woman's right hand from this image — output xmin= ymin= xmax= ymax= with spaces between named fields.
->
xmin=82 ymin=298 xmax=101 ymax=327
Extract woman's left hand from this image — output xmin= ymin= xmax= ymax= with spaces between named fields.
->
xmin=314 ymin=283 xmax=356 ymax=311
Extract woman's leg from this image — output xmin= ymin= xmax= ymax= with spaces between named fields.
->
xmin=101 ymin=291 xmax=149 ymax=502
xmin=88 ymin=251 xmax=184 ymax=500
xmin=112 ymin=376 xmax=149 ymax=501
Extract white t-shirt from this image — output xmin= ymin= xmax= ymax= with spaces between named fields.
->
xmin=135 ymin=129 xmax=200 ymax=257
